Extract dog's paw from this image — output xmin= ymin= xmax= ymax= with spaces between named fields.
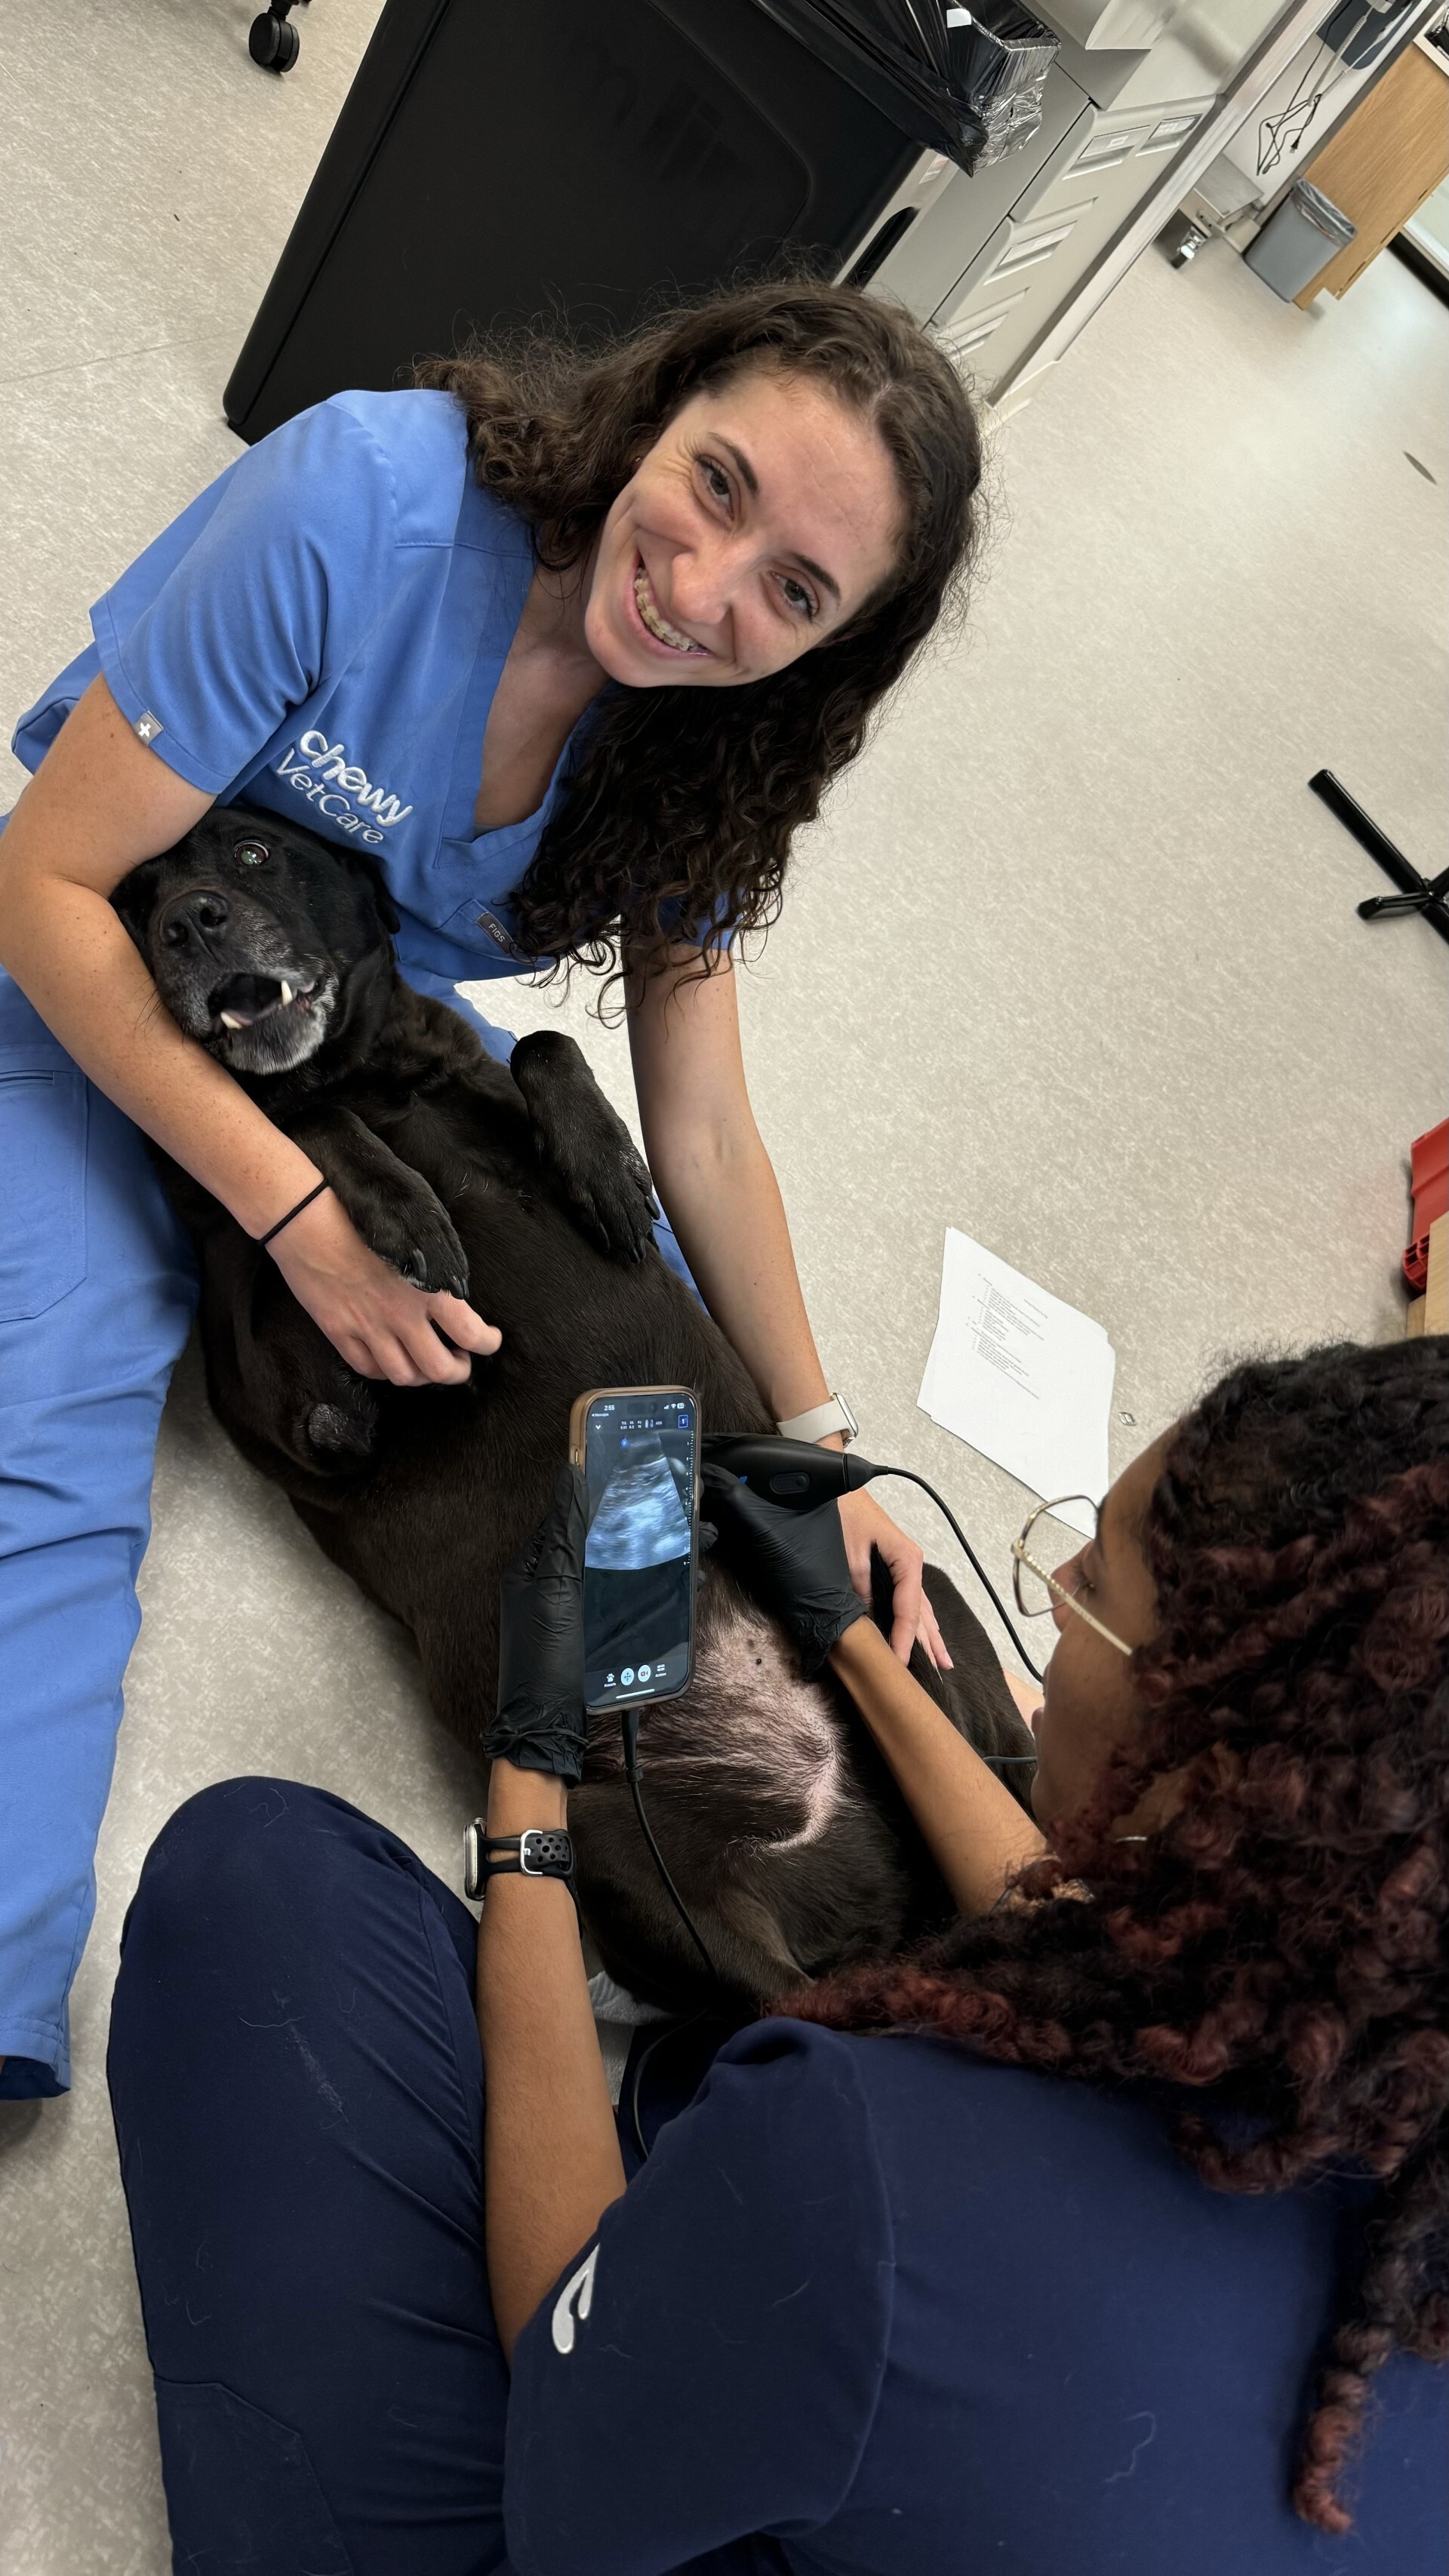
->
xmin=306 ymin=1383 xmax=381 ymax=1462
xmin=359 ymin=1194 xmax=469 ymax=1298
xmin=559 ymin=1146 xmax=659 ymax=1265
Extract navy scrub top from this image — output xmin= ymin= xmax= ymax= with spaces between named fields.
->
xmin=12 ymin=388 xmax=580 ymax=1007
xmin=504 ymin=2019 xmax=1444 ymax=2576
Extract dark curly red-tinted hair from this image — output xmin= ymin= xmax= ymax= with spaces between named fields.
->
xmin=795 ymin=1337 xmax=1449 ymax=2532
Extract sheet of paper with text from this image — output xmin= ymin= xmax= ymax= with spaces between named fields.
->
xmin=917 ymin=1232 xmax=1115 ymax=1537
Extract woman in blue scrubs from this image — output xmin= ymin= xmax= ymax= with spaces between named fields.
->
xmin=106 ymin=1337 xmax=1448 ymax=2574
xmin=0 ymin=282 xmax=981 ymax=2096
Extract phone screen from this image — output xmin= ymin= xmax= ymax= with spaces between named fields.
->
xmin=582 ymin=1390 xmax=698 ymax=1713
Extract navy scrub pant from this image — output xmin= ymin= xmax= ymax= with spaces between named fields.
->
xmin=107 ymin=1777 xmax=512 ymax=2576
xmin=109 ymin=1781 xmax=728 ymax=2576
xmin=0 ymin=964 xmax=696 ymax=2097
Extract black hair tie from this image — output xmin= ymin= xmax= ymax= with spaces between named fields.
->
xmin=259 ymin=1179 xmax=331 ymax=1248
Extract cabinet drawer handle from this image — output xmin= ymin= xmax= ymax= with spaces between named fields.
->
xmin=993 ymin=223 xmax=1078 ymax=277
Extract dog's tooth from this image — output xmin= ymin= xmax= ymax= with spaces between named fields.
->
xmin=280 ymin=980 xmax=294 ymax=1007
xmin=220 ymin=1011 xmax=247 ymax=1029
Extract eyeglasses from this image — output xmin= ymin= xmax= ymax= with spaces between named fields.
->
xmin=1011 ymin=1497 xmax=1133 ymax=1658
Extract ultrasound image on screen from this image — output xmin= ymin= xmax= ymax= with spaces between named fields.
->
xmin=583 ymin=1396 xmax=696 ymax=1709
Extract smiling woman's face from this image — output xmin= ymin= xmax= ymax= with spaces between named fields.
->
xmin=581 ymin=365 xmax=904 ymax=689
xmin=1029 ymin=1433 xmax=1173 ymax=1834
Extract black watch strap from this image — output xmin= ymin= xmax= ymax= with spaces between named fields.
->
xmin=463 ymin=1824 xmax=576 ymax=1901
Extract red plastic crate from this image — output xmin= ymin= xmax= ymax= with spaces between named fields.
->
xmin=1404 ymin=1119 xmax=1448 ymax=1294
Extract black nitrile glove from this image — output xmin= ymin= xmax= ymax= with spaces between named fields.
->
xmin=700 ymin=1463 xmax=868 ymax=1679
xmin=484 ymin=1466 xmax=588 ymax=1785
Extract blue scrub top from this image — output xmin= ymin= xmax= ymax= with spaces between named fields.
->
xmin=505 ymin=2020 xmax=1444 ymax=2576
xmin=12 ymin=389 xmax=581 ymax=1005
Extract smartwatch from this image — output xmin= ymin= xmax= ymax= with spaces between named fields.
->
xmin=776 ymin=1393 xmax=858 ymax=1448
xmin=463 ymin=1824 xmax=577 ymax=1901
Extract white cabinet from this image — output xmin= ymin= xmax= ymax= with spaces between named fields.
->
xmin=1046 ymin=0 xmax=1192 ymax=48
xmin=934 ymin=92 xmax=1215 ymax=392
xmin=863 ymin=66 xmax=1094 ymax=323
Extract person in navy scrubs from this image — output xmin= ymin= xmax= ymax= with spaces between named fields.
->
xmin=0 ymin=282 xmax=982 ymax=2097
xmin=106 ymin=1335 xmax=1447 ymax=2575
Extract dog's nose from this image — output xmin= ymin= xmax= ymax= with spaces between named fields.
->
xmin=158 ymin=887 xmax=230 ymax=948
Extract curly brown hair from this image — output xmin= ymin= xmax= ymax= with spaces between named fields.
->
xmin=792 ymin=1336 xmax=1449 ymax=2533
xmin=416 ymin=279 xmax=983 ymax=989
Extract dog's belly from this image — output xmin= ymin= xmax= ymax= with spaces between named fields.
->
xmin=285 ymin=1230 xmax=922 ymax=2007
xmin=568 ymin=1576 xmax=919 ymax=2009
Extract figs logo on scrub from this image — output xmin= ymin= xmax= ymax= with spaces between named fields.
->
xmin=275 ymin=731 xmax=414 ymax=843
xmin=551 ymin=2245 xmax=598 ymax=2356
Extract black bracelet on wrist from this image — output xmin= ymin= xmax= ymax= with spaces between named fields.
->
xmin=259 ymin=1179 xmax=330 ymax=1248
xmin=463 ymin=1824 xmax=576 ymax=1901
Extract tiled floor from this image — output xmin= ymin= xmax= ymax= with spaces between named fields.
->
xmin=2 ymin=3 xmax=1446 ymax=2566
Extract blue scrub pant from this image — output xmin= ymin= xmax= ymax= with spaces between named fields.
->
xmin=0 ymin=968 xmax=694 ymax=2097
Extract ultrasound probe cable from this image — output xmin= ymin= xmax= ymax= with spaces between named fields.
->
xmin=620 ymin=1704 xmax=718 ymax=1982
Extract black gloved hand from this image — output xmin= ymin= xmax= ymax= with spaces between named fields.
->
xmin=484 ymin=1466 xmax=588 ymax=1786
xmin=700 ymin=1463 xmax=868 ymax=1679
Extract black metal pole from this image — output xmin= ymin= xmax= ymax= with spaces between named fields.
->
xmin=1309 ymin=771 xmax=1449 ymax=947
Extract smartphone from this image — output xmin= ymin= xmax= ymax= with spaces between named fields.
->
xmin=568 ymin=1384 xmax=700 ymax=1716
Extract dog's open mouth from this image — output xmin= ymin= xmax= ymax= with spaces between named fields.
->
xmin=210 ymin=972 xmax=321 ymax=1032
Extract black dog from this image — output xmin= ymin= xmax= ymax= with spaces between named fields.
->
xmin=115 ymin=807 xmax=1037 ymax=2010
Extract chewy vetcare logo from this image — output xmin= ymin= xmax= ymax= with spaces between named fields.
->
xmin=275 ymin=732 xmax=414 ymax=843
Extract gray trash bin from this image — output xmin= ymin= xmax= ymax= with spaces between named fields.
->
xmin=1245 ymin=179 xmax=1357 ymax=300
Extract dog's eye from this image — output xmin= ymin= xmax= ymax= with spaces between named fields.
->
xmin=233 ymin=839 xmax=269 ymax=867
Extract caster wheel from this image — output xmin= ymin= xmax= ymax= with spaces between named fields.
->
xmin=249 ymin=11 xmax=300 ymax=71
xmin=1157 ymin=213 xmax=1207 ymax=269
xmin=1170 ymin=223 xmax=1208 ymax=269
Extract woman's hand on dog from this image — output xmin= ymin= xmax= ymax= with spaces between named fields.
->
xmin=269 ymin=1187 xmax=502 ymax=1386
xmin=838 ymin=1489 xmax=952 ymax=1672
xmin=702 ymin=1470 xmax=946 ymax=1678
xmin=702 ymin=1467 xmax=870 ymax=1677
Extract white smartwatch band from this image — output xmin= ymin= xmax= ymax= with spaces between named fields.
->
xmin=775 ymin=1393 xmax=859 ymax=1448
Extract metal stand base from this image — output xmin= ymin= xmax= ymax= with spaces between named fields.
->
xmin=1309 ymin=771 xmax=1449 ymax=946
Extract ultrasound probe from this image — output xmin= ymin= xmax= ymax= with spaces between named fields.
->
xmin=701 ymin=1433 xmax=1044 ymax=1685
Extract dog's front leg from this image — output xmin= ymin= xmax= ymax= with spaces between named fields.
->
xmin=506 ymin=1031 xmax=657 ymax=1263
xmin=287 ymin=1106 xmax=469 ymax=1296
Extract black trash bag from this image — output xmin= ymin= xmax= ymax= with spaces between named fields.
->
xmin=753 ymin=0 xmax=1059 ymax=174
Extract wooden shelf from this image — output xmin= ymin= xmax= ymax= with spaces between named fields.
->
xmin=1294 ymin=39 xmax=1449 ymax=303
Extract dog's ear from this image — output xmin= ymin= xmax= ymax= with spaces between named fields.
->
xmin=110 ymin=856 xmax=164 ymax=956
